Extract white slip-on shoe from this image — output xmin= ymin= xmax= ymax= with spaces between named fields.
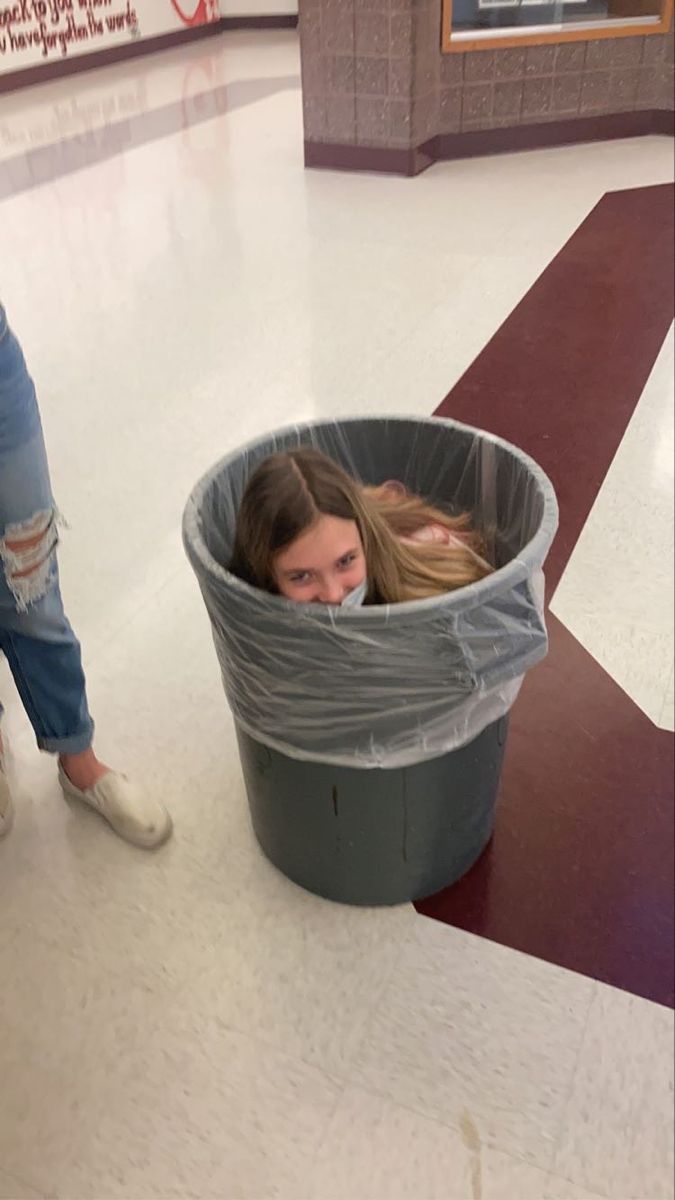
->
xmin=0 ymin=755 xmax=14 ymax=840
xmin=58 ymin=766 xmax=172 ymax=850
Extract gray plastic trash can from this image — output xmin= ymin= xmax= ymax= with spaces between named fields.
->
xmin=183 ymin=416 xmax=558 ymax=906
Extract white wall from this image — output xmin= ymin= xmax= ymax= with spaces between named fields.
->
xmin=0 ymin=1 xmax=221 ymax=77
xmin=0 ymin=0 xmax=297 ymax=82
xmin=220 ymin=0 xmax=298 ymax=13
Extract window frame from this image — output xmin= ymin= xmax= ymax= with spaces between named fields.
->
xmin=441 ymin=0 xmax=673 ymax=52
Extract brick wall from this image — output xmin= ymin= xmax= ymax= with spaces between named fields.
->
xmin=440 ymin=33 xmax=674 ymax=134
xmin=300 ymin=0 xmax=674 ymax=154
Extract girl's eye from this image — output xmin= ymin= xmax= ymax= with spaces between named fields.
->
xmin=290 ymin=573 xmax=312 ymax=584
xmin=338 ymin=554 xmax=356 ymax=569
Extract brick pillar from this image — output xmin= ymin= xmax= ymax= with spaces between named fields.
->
xmin=299 ymin=1 xmax=674 ymax=174
xmin=300 ymin=0 xmax=442 ymax=175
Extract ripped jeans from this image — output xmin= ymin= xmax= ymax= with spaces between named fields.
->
xmin=0 ymin=306 xmax=94 ymax=754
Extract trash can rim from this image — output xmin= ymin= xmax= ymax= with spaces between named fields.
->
xmin=182 ymin=413 xmax=558 ymax=622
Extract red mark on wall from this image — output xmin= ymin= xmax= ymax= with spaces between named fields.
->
xmin=170 ymin=0 xmax=220 ymax=24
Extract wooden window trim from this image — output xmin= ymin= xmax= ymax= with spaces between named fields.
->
xmin=441 ymin=0 xmax=673 ymax=51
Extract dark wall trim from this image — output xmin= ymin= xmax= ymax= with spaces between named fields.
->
xmin=220 ymin=14 xmax=298 ymax=28
xmin=305 ymin=109 xmax=675 ymax=177
xmin=0 ymin=14 xmax=298 ymax=97
xmin=304 ymin=140 xmax=435 ymax=178
xmin=434 ymin=109 xmax=675 ymax=161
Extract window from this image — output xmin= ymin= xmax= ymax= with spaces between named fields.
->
xmin=442 ymin=0 xmax=672 ymax=50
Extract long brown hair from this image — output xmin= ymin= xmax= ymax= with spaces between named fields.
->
xmin=230 ymin=447 xmax=492 ymax=603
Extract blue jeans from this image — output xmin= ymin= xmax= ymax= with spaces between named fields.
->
xmin=0 ymin=306 xmax=93 ymax=755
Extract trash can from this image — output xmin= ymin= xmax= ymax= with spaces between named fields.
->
xmin=183 ymin=416 xmax=558 ymax=905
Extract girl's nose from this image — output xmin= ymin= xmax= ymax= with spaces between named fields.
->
xmin=317 ymin=580 xmax=344 ymax=605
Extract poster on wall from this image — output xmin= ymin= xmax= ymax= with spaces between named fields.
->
xmin=0 ymin=0 xmax=221 ymax=76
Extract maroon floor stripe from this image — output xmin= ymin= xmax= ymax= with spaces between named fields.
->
xmin=420 ymin=183 xmax=675 ymax=1008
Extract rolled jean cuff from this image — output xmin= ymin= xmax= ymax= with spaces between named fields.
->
xmin=37 ymin=719 xmax=95 ymax=756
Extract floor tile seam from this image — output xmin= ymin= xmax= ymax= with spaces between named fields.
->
xmin=0 ymin=1163 xmax=52 ymax=1200
xmin=67 ymin=553 xmax=188 ymax=678
xmin=408 ymin=910 xmax=605 ymax=992
xmin=360 ymin=255 xmax=507 ymax=413
xmin=659 ymin=667 xmax=675 ymax=726
xmin=304 ymin=1075 xmax=352 ymax=1200
xmin=166 ymin=914 xmax=414 ymax=1081
xmin=543 ymin=1168 xmax=611 ymax=1200
xmin=319 ymin=925 xmax=416 ymax=1076
xmin=546 ymin=981 xmax=601 ymax=1183
xmin=0 ymin=920 xmax=190 ymax=1056
xmin=344 ymin=925 xmax=601 ymax=1172
xmin=0 ymin=1050 xmax=109 ymax=1197
xmin=547 ymin=588 xmax=672 ymax=624
xmin=104 ymin=987 xmax=351 ymax=1113
xmin=324 ymin=1073 xmax=561 ymax=1178
xmin=549 ymin=599 xmax=675 ymax=627
xmin=544 ymin=608 xmax=675 ymax=666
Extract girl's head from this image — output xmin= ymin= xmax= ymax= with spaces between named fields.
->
xmin=230 ymin=448 xmax=370 ymax=604
xmin=230 ymin=447 xmax=492 ymax=605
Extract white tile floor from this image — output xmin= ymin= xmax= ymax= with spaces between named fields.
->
xmin=0 ymin=29 xmax=673 ymax=1200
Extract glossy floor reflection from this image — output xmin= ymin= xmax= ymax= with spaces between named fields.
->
xmin=0 ymin=27 xmax=673 ymax=1200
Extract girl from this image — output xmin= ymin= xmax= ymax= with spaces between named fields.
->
xmin=230 ymin=446 xmax=493 ymax=607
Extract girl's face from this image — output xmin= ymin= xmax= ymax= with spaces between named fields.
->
xmin=273 ymin=515 xmax=366 ymax=604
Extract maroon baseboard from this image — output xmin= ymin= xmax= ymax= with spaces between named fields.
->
xmin=0 ymin=15 xmax=297 ymax=97
xmin=434 ymin=109 xmax=675 ymax=160
xmin=305 ymin=109 xmax=674 ymax=177
xmin=304 ymin=139 xmax=436 ymax=178
xmin=221 ymin=15 xmax=298 ymax=28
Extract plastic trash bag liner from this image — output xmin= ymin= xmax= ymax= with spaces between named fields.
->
xmin=183 ymin=416 xmax=558 ymax=769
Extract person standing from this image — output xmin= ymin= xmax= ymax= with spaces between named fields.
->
xmin=0 ymin=305 xmax=171 ymax=849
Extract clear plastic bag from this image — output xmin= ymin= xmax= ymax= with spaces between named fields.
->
xmin=183 ymin=416 xmax=558 ymax=768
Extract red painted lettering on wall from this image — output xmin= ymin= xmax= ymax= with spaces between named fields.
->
xmin=0 ymin=1 xmax=207 ymax=65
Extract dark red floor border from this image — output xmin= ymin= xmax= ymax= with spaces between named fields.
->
xmin=418 ymin=183 xmax=675 ymax=1009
